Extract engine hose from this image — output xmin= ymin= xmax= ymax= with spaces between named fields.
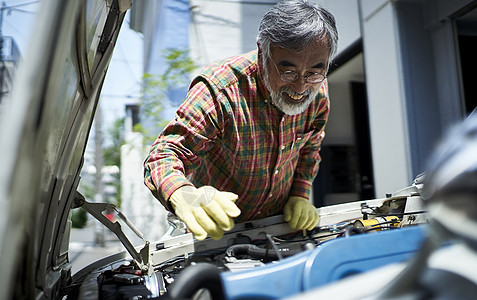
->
xmin=167 ymin=263 xmax=226 ymax=300
xmin=344 ymin=226 xmax=364 ymax=237
xmin=225 ymin=244 xmax=299 ymax=260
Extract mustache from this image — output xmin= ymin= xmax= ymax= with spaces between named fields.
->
xmin=280 ymin=86 xmax=312 ymax=97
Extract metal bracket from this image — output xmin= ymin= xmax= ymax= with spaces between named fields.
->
xmin=73 ymin=191 xmax=152 ymax=275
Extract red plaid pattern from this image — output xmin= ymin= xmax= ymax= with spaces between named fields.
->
xmin=144 ymin=50 xmax=329 ymax=222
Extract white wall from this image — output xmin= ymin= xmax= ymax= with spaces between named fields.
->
xmin=360 ymin=1 xmax=412 ymax=197
xmin=189 ymin=0 xmax=273 ymax=71
xmin=120 ymin=131 xmax=169 ymax=243
xmin=320 ymin=0 xmax=361 ymax=53
xmin=189 ymin=0 xmax=363 ymax=69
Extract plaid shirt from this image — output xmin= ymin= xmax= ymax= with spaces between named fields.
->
xmin=144 ymin=50 xmax=329 ymax=222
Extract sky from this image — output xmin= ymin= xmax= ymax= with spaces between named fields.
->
xmin=98 ymin=11 xmax=143 ymax=133
xmin=1 ymin=1 xmax=40 ymax=53
xmin=3 ymin=0 xmax=143 ymax=142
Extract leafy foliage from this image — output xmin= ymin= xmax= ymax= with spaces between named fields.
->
xmin=138 ymin=48 xmax=197 ymax=145
xmin=104 ymin=117 xmax=125 ymax=167
xmin=103 ymin=117 xmax=124 ymax=207
xmin=73 ymin=183 xmax=94 ymax=228
xmin=72 ymin=208 xmax=88 ymax=228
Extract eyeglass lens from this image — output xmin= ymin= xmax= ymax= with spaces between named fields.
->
xmin=281 ymin=71 xmax=325 ymax=84
xmin=270 ymin=58 xmax=325 ymax=84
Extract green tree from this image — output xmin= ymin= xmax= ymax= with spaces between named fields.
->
xmin=136 ymin=48 xmax=197 ymax=145
xmin=104 ymin=117 xmax=125 ymax=167
xmin=73 ymin=182 xmax=95 ymax=228
xmin=103 ymin=117 xmax=125 ymax=207
xmin=71 ymin=208 xmax=88 ymax=228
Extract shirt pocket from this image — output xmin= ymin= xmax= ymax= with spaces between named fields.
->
xmin=282 ymin=130 xmax=315 ymax=162
xmin=293 ymin=130 xmax=314 ymax=151
xmin=234 ymin=135 xmax=268 ymax=172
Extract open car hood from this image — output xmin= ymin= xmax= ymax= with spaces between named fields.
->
xmin=0 ymin=0 xmax=131 ymax=298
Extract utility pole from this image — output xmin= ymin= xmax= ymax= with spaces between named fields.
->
xmin=0 ymin=1 xmax=40 ymax=104
xmin=0 ymin=2 xmax=6 ymax=104
xmin=94 ymin=104 xmax=106 ymax=247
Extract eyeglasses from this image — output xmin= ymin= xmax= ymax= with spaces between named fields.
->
xmin=269 ymin=57 xmax=326 ymax=84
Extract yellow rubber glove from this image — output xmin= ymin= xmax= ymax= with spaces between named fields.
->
xmin=169 ymin=185 xmax=241 ymax=240
xmin=283 ymin=196 xmax=319 ymax=231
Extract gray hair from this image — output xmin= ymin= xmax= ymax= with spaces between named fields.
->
xmin=257 ymin=0 xmax=338 ymax=66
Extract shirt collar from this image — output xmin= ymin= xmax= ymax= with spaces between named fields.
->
xmin=251 ymin=49 xmax=271 ymax=103
xmin=257 ymin=72 xmax=270 ymax=102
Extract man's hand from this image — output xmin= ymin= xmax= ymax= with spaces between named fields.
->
xmin=283 ymin=196 xmax=319 ymax=231
xmin=169 ymin=185 xmax=241 ymax=240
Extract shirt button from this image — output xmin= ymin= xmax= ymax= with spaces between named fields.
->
xmin=269 ymin=194 xmax=273 ymax=198
xmin=264 ymin=99 xmax=268 ymax=103
xmin=274 ymin=169 xmax=279 ymax=175
xmin=281 ymin=145 xmax=285 ymax=150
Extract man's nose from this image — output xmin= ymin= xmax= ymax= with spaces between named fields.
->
xmin=291 ymin=78 xmax=309 ymax=95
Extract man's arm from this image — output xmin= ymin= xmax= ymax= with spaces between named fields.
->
xmin=143 ymin=79 xmax=225 ymax=209
xmin=288 ymin=84 xmax=330 ymax=200
xmin=143 ymin=79 xmax=242 ymax=240
xmin=283 ymin=83 xmax=330 ymax=231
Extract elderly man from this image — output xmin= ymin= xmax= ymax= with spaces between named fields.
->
xmin=144 ymin=0 xmax=338 ymax=240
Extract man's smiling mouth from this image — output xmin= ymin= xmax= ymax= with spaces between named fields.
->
xmin=285 ymin=91 xmax=306 ymax=102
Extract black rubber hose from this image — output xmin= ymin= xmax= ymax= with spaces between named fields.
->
xmin=167 ymin=263 xmax=226 ymax=300
xmin=226 ymin=244 xmax=299 ymax=260
xmin=344 ymin=226 xmax=363 ymax=237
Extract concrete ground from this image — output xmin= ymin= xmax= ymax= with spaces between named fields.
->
xmin=69 ymin=222 xmax=124 ymax=275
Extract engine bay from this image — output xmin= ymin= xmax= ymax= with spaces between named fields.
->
xmin=70 ymin=180 xmax=427 ymax=300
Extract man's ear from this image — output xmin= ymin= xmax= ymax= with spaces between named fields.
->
xmin=257 ymin=42 xmax=262 ymax=65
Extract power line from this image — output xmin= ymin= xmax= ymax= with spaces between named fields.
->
xmin=4 ymin=1 xmax=39 ymax=9
xmin=197 ymin=0 xmax=276 ymax=5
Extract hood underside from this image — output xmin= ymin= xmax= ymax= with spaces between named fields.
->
xmin=0 ymin=0 xmax=130 ymax=298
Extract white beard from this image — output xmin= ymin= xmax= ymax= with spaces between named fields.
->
xmin=262 ymin=64 xmax=320 ymax=116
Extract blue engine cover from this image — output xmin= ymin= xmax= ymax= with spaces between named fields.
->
xmin=221 ymin=225 xmax=426 ymax=299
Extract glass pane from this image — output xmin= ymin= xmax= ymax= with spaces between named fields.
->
xmin=86 ymin=0 xmax=108 ymax=72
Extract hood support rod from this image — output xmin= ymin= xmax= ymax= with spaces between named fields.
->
xmin=73 ymin=192 xmax=152 ymax=275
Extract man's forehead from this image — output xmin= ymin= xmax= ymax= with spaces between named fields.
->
xmin=271 ymin=38 xmax=330 ymax=55
xmin=271 ymin=42 xmax=330 ymax=66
